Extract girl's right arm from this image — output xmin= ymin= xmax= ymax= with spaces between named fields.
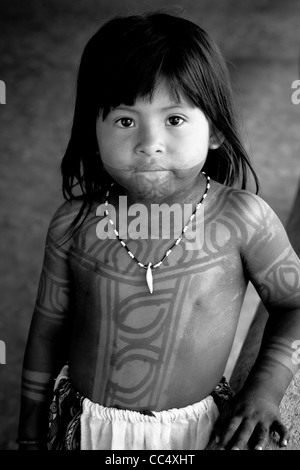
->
xmin=17 ymin=201 xmax=78 ymax=450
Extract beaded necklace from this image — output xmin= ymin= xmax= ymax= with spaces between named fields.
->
xmin=104 ymin=171 xmax=210 ymax=293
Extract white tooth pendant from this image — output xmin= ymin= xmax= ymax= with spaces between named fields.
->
xmin=146 ymin=262 xmax=154 ymax=294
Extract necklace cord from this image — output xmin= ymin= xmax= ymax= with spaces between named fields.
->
xmin=104 ymin=171 xmax=210 ymax=271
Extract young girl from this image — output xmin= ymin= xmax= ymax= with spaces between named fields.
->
xmin=18 ymin=12 xmax=300 ymax=450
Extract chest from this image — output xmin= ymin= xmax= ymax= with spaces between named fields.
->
xmin=69 ymin=211 xmax=244 ymax=322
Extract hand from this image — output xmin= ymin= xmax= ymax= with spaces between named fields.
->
xmin=213 ymin=390 xmax=290 ymax=450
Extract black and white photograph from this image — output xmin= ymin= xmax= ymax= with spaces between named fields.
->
xmin=0 ymin=0 xmax=299 ymax=453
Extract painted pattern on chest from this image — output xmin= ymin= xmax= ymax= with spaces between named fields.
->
xmin=70 ymin=204 xmax=235 ymax=406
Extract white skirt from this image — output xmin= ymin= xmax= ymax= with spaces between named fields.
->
xmin=52 ymin=365 xmax=221 ymax=450
xmin=80 ymin=392 xmax=219 ymax=450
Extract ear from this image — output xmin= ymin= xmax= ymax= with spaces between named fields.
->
xmin=209 ymin=131 xmax=224 ymax=150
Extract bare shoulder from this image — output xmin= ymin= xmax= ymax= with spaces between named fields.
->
xmin=209 ymin=179 xmax=271 ymax=214
xmin=46 ymin=198 xmax=85 ymax=245
xmin=208 ymin=179 xmax=279 ymax=222
xmin=206 ymin=179 xmax=287 ymax=248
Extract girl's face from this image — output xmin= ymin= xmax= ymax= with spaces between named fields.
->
xmin=96 ymin=82 xmax=214 ymax=200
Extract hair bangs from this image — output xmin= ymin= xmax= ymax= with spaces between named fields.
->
xmin=100 ymin=41 xmax=200 ymax=119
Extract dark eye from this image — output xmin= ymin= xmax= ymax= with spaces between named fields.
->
xmin=116 ymin=118 xmax=134 ymax=128
xmin=167 ymin=116 xmax=184 ymax=126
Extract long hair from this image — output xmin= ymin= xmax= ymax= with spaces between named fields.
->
xmin=60 ymin=12 xmax=259 ymax=240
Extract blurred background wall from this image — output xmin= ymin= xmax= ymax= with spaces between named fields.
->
xmin=0 ymin=0 xmax=299 ymax=450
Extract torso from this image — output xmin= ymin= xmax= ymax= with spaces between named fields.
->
xmin=67 ymin=180 xmax=248 ymax=410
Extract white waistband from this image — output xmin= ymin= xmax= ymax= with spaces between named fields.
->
xmin=82 ymin=394 xmax=217 ymax=424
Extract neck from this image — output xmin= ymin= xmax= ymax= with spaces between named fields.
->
xmin=111 ymin=172 xmax=207 ymax=209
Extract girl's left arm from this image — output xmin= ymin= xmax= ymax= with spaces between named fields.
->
xmin=216 ymin=191 xmax=300 ymax=450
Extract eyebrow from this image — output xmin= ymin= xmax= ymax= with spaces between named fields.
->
xmin=112 ymin=103 xmax=188 ymax=113
xmin=161 ymin=104 xmax=186 ymax=111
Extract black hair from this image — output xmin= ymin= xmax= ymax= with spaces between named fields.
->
xmin=60 ymin=11 xmax=259 ymax=240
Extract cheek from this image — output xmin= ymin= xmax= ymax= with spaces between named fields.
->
xmin=192 ymin=131 xmax=210 ymax=159
xmin=96 ymin=126 xmax=120 ymax=166
xmin=175 ymin=136 xmax=209 ymax=167
xmin=99 ymin=141 xmax=133 ymax=171
xmin=96 ymin=124 xmax=109 ymax=153
xmin=180 ymin=123 xmax=209 ymax=149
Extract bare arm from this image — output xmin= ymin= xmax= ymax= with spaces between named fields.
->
xmin=215 ymin=191 xmax=300 ymax=450
xmin=17 ymin=202 xmax=77 ymax=449
xmin=242 ymin=195 xmax=300 ymax=403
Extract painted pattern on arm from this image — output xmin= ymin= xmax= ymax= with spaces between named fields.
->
xmin=34 ymin=266 xmax=70 ymax=321
xmin=22 ymin=202 xmax=76 ymax=384
xmin=225 ymin=190 xmax=300 ymax=308
xmin=224 ymin=191 xmax=300 ymax=392
xmin=18 ymin=202 xmax=83 ymax=440
xmin=21 ymin=368 xmax=53 ymax=402
xmin=259 ymin=336 xmax=300 ymax=377
xmin=255 ymin=247 xmax=300 ymax=307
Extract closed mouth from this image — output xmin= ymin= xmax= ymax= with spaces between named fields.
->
xmin=134 ymin=165 xmax=168 ymax=172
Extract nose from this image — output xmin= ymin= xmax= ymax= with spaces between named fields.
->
xmin=135 ymin=124 xmax=164 ymax=156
